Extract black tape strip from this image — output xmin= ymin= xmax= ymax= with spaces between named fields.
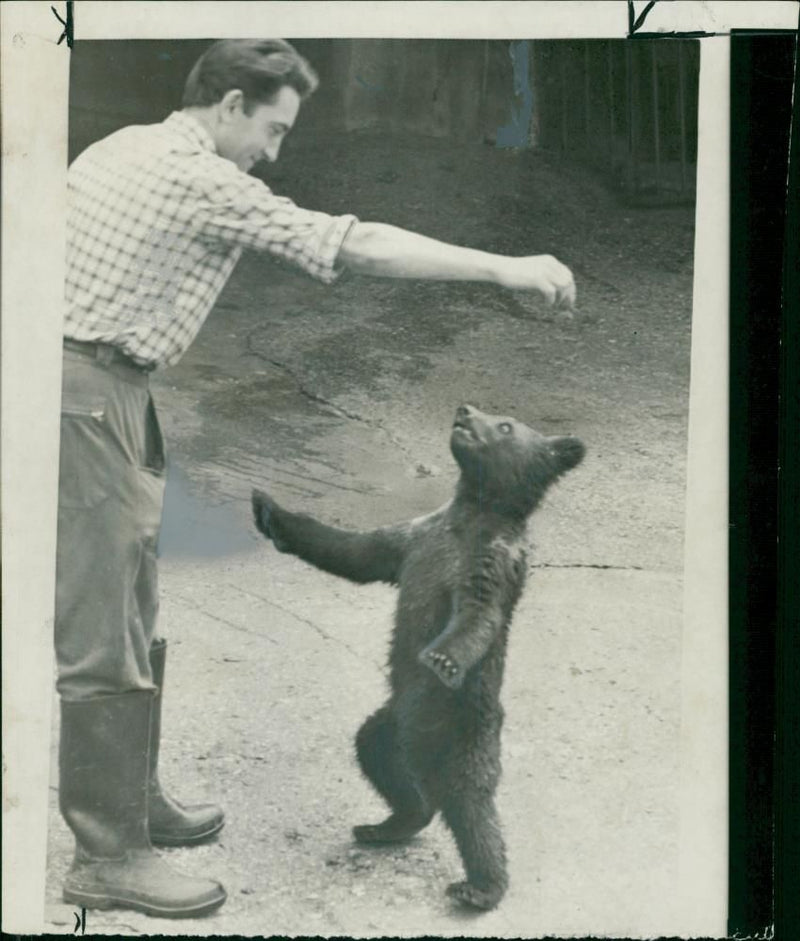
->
xmin=52 ymin=1 xmax=74 ymax=49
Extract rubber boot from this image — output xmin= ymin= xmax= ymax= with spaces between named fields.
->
xmin=59 ymin=690 xmax=227 ymax=918
xmin=147 ymin=639 xmax=225 ymax=846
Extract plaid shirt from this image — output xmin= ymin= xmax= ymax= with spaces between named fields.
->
xmin=64 ymin=111 xmax=358 ymax=368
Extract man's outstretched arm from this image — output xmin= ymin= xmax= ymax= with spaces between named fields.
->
xmin=337 ymin=221 xmax=576 ymax=308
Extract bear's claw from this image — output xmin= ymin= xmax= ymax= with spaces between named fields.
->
xmin=446 ymin=880 xmax=504 ymax=911
xmin=419 ymin=648 xmax=463 ymax=688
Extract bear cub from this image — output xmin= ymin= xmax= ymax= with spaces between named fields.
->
xmin=252 ymin=404 xmax=584 ymax=911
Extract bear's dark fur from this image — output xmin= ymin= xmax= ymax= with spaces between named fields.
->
xmin=252 ymin=404 xmax=584 ymax=910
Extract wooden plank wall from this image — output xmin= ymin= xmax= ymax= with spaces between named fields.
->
xmin=68 ymin=39 xmax=517 ymax=161
xmin=68 ymin=38 xmax=699 ymax=203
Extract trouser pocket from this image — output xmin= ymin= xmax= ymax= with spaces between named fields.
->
xmin=58 ymin=396 xmax=114 ymax=509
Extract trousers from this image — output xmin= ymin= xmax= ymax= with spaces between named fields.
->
xmin=55 ymin=346 xmax=167 ymax=701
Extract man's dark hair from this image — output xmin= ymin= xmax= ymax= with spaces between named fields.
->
xmin=182 ymin=39 xmax=318 ymax=111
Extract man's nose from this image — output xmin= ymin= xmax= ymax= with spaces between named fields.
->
xmin=263 ymin=142 xmax=281 ymax=163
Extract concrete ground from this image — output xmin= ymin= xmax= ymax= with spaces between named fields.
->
xmin=44 ymin=132 xmax=694 ymax=938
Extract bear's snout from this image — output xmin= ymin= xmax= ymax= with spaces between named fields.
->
xmin=455 ymin=404 xmax=481 ymax=423
xmin=557 ymin=436 xmax=586 ymax=471
xmin=453 ymin=404 xmax=485 ymax=438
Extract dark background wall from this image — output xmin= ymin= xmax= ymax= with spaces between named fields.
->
xmin=532 ymin=39 xmax=699 ymax=200
xmin=67 ymin=39 xmax=517 ymax=160
xmin=68 ymin=38 xmax=699 ymax=204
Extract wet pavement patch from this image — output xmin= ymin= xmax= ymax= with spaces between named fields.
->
xmin=158 ymin=461 xmax=257 ymax=559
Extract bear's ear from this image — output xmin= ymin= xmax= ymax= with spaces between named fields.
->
xmin=548 ymin=435 xmax=585 ymax=474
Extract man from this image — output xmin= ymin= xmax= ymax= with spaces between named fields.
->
xmin=56 ymin=39 xmax=576 ymax=920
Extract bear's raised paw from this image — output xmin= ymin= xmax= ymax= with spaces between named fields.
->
xmin=251 ymin=489 xmax=292 ymax=553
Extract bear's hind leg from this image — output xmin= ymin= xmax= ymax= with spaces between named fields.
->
xmin=353 ymin=707 xmax=433 ymax=844
xmin=441 ymin=789 xmax=508 ymax=911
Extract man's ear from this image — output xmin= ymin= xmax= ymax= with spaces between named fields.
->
xmin=549 ymin=435 xmax=586 ymax=473
xmin=218 ymin=89 xmax=246 ymax=123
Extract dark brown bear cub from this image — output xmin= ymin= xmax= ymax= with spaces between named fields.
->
xmin=252 ymin=405 xmax=584 ymax=911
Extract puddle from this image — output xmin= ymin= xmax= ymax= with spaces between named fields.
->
xmin=158 ymin=460 xmax=258 ymax=559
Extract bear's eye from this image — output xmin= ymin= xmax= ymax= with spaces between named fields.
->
xmin=498 ymin=422 xmax=513 ymax=435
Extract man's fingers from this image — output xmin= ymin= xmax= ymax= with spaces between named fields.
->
xmin=547 ymin=259 xmax=576 ymax=309
xmin=557 ymin=280 xmax=577 ymax=309
xmin=540 ymin=284 xmax=557 ymax=306
xmin=537 ymin=257 xmax=575 ymax=307
xmin=540 ymin=280 xmax=575 ymax=310
xmin=502 ymin=255 xmax=576 ymax=306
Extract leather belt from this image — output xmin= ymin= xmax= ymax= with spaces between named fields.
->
xmin=63 ymin=338 xmax=155 ymax=374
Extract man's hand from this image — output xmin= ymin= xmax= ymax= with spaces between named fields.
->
xmin=494 ymin=255 xmax=576 ymax=309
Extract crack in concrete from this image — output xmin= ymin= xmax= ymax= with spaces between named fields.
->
xmin=176 ymin=592 xmax=279 ymax=644
xmin=247 ymin=460 xmax=377 ymax=496
xmin=226 ymin=582 xmax=386 ymax=671
xmin=360 ymin=417 xmax=416 ymax=463
xmin=245 ymin=332 xmax=361 ymax=421
xmin=245 ymin=330 xmax=416 ymax=462
xmin=530 ymin=562 xmax=646 ymax=571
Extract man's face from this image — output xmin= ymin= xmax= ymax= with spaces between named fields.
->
xmin=216 ymin=86 xmax=301 ymax=172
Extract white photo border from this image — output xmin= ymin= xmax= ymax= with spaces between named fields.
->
xmin=3 ymin=0 xmax=796 ymax=934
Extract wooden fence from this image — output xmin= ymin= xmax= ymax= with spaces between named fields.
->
xmin=68 ymin=38 xmax=699 ymax=205
xmin=531 ymin=39 xmax=700 ymax=204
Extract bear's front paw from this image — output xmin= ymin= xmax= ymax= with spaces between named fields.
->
xmin=251 ymin=489 xmax=291 ymax=552
xmin=446 ymin=880 xmax=505 ymax=911
xmin=418 ymin=646 xmax=463 ymax=689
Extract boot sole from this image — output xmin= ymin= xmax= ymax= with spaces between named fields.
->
xmin=63 ymin=886 xmax=227 ymax=919
xmin=150 ymin=819 xmax=225 ymax=847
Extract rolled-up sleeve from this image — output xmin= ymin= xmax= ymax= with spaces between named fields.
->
xmin=192 ymin=170 xmax=358 ymax=284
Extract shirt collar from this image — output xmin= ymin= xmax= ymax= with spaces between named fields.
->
xmin=163 ymin=111 xmax=218 ymax=154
